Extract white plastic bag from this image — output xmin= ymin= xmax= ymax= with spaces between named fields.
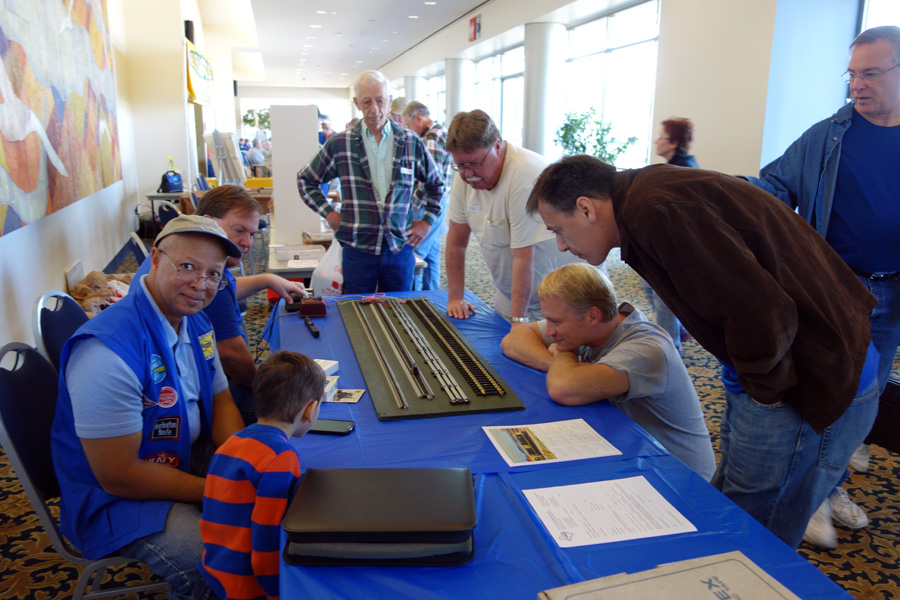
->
xmin=311 ymin=242 xmax=343 ymax=296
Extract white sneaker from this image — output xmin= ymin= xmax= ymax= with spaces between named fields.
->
xmin=802 ymin=498 xmax=837 ymax=549
xmin=848 ymin=443 xmax=870 ymax=473
xmin=829 ymin=487 xmax=869 ymax=529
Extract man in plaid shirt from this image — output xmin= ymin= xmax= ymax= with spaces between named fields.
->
xmin=297 ymin=70 xmax=445 ymax=293
xmin=402 ymin=101 xmax=453 ymax=291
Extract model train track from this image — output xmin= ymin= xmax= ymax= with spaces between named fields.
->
xmin=406 ymin=298 xmax=506 ymax=397
xmin=388 ymin=299 xmax=469 ymax=404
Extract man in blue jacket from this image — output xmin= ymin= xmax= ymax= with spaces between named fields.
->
xmin=746 ymin=25 xmax=900 ymax=549
xmin=52 ymin=215 xmax=245 ymax=599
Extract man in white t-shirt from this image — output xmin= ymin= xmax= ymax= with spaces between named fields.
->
xmin=501 ymin=263 xmax=716 ymax=480
xmin=444 ymin=110 xmax=584 ymax=326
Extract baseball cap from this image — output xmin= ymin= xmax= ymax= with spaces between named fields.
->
xmin=154 ymin=214 xmax=242 ymax=259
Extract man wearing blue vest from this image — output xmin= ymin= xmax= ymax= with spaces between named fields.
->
xmin=746 ymin=25 xmax=900 ymax=549
xmin=52 ymin=215 xmax=246 ymax=600
xmin=131 ymin=185 xmax=306 ymax=426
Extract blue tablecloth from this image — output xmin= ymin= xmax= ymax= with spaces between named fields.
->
xmin=271 ymin=290 xmax=849 ymax=599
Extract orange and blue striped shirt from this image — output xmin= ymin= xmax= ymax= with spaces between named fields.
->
xmin=200 ymin=424 xmax=301 ymax=600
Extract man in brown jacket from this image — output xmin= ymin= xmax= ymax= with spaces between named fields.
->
xmin=526 ymin=156 xmax=880 ymax=549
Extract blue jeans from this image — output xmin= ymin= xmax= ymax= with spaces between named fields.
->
xmin=118 ymin=503 xmax=214 ymax=600
xmin=711 ymin=376 xmax=879 ymax=548
xmin=413 ymin=221 xmax=445 ymax=291
xmin=858 ymin=275 xmax=900 ymax=393
xmin=342 ymin=243 xmax=415 ymax=294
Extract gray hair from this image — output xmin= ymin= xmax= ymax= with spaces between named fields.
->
xmin=402 ymin=101 xmax=430 ymax=120
xmin=851 ymin=25 xmax=900 ymax=63
xmin=353 ymin=70 xmax=390 ymax=98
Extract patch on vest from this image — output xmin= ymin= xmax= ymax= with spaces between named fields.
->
xmin=145 ymin=451 xmax=179 ymax=467
xmin=150 ymin=354 xmax=166 ymax=384
xmin=150 ymin=416 xmax=181 ymax=441
xmin=199 ymin=330 xmax=215 ymax=360
xmin=158 ymin=386 xmax=178 ymax=408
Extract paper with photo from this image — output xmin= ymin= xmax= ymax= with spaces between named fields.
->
xmin=523 ymin=475 xmax=696 ymax=548
xmin=482 ymin=418 xmax=620 ymax=467
xmin=328 ymin=389 xmax=365 ymax=403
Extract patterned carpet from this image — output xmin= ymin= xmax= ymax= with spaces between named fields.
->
xmin=0 ymin=232 xmax=898 ymax=599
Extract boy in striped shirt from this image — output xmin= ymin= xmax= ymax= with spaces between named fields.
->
xmin=199 ymin=351 xmax=325 ymax=599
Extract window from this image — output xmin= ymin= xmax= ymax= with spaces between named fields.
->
xmin=473 ymin=47 xmax=525 ymax=147
xmin=862 ymin=0 xmax=900 ymax=29
xmin=563 ymin=0 xmax=660 ymax=167
xmin=422 ymin=74 xmax=446 ymax=125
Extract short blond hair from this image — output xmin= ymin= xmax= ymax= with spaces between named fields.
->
xmin=537 ymin=264 xmax=618 ymax=321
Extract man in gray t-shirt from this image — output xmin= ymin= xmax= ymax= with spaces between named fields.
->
xmin=500 ymin=263 xmax=715 ymax=480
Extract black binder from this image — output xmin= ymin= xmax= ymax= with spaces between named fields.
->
xmin=282 ymin=467 xmax=477 ymax=566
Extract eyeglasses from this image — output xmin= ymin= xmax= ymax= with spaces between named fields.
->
xmin=159 ymin=250 xmax=226 ymax=290
xmin=451 ymin=147 xmax=493 ymax=173
xmin=843 ymin=64 xmax=900 ymax=83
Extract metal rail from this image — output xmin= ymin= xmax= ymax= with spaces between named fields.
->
xmin=407 ymin=298 xmax=506 ymax=397
xmin=388 ymin=299 xmax=469 ymax=404
xmin=352 ymin=302 xmax=408 ymax=409
xmin=373 ymin=302 xmax=434 ymax=399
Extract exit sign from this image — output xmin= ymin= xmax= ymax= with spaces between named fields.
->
xmin=469 ymin=15 xmax=481 ymax=42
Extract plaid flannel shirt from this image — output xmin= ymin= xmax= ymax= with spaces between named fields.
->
xmin=416 ymin=121 xmax=453 ymax=205
xmin=297 ymin=120 xmax=444 ymax=255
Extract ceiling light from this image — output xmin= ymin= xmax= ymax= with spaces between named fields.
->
xmin=316 ymin=10 xmax=327 ymax=14
xmin=425 ymin=1 xmax=436 ymax=4
xmin=409 ymin=15 xmax=419 ymax=19
xmin=310 ymin=24 xmax=322 ymax=29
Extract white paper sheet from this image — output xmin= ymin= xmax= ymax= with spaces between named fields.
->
xmin=287 ymin=259 xmax=320 ymax=269
xmin=482 ymin=418 xmax=621 ymax=466
xmin=523 ymin=476 xmax=697 ymax=547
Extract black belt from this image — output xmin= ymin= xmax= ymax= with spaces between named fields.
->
xmin=851 ymin=267 xmax=900 ymax=281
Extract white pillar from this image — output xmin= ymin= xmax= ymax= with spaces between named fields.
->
xmin=523 ymin=22 xmax=567 ymax=157
xmin=444 ymin=57 xmax=473 ymax=125
xmin=404 ymin=76 xmax=423 ymax=102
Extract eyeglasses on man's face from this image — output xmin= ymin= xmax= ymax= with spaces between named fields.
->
xmin=451 ymin=146 xmax=493 ymax=173
xmin=843 ymin=64 xmax=900 ymax=83
xmin=159 ymin=250 xmax=226 ymax=290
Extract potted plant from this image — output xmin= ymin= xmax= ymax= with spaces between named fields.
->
xmin=555 ymin=108 xmax=637 ymax=165
xmin=242 ymin=108 xmax=271 ymax=138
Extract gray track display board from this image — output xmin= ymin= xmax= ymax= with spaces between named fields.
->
xmin=337 ymin=297 xmax=524 ymax=420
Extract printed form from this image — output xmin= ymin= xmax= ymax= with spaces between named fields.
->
xmin=523 ymin=476 xmax=696 ymax=547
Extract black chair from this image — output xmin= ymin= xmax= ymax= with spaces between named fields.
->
xmin=157 ymin=200 xmax=180 ymax=229
xmin=0 ymin=342 xmax=167 ymax=599
xmin=32 ymin=291 xmax=89 ymax=371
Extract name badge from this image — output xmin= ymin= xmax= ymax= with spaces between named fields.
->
xmin=400 ymin=167 xmax=413 ymax=176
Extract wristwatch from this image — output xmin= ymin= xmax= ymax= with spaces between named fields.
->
xmin=511 ymin=316 xmax=530 ymax=324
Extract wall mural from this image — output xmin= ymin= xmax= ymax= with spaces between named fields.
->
xmin=0 ymin=0 xmax=120 ymax=237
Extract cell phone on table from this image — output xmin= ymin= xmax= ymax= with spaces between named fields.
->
xmin=310 ymin=419 xmax=355 ymax=435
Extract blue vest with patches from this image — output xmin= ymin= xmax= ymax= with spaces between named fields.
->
xmin=51 ymin=284 xmax=217 ymax=558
